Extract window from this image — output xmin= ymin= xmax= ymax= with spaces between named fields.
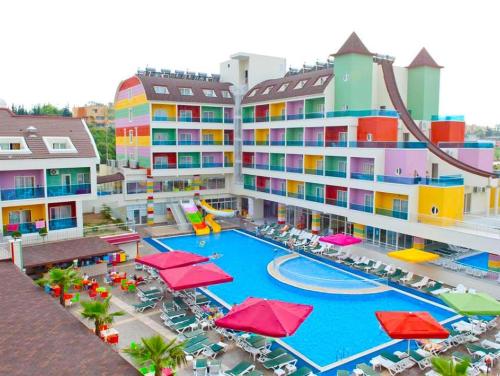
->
xmin=154 ymin=156 xmax=167 ymax=166
xmin=277 ymin=83 xmax=289 ymax=92
xmin=221 ymin=90 xmax=231 ymax=98
xmin=50 ymin=205 xmax=72 ymax=220
xmin=364 ymin=194 xmax=373 ymax=208
xmin=248 ymin=89 xmax=258 ymax=97
xmin=342 ymin=104 xmax=349 ymax=110
xmin=314 ymin=76 xmax=329 ymax=86
xmin=129 ymin=130 xmax=134 ymax=144
xmin=179 ymin=87 xmax=193 ymax=96
xmin=77 ymin=173 xmax=90 ymax=184
xmin=294 ymin=80 xmax=307 ymax=89
xmin=337 ymin=190 xmax=347 ymax=203
xmin=0 ymin=137 xmax=30 ymax=154
xmin=9 ymin=209 xmax=31 ymax=224
xmin=339 ymin=132 xmax=347 ymax=142
xmin=203 ymin=155 xmax=215 ymax=164
xmin=203 ymin=133 xmax=214 ymax=143
xmin=338 ymin=160 xmax=347 ymax=172
xmin=154 ymin=109 xmax=167 ymax=119
xmin=262 ymin=86 xmax=273 ymax=95
xmin=180 ymin=155 xmax=193 ymax=164
xmin=179 ymin=110 xmax=192 ymax=120
xmin=128 ymin=108 xmax=133 ymax=122
xmin=362 ymin=162 xmax=374 ymax=174
xmin=203 ymin=111 xmax=215 ymax=120
xmin=0 ymin=142 xmax=21 ymax=150
xmin=52 ymin=142 xmax=68 ymax=150
xmin=203 ymin=89 xmax=217 ymax=97
xmin=179 ymin=133 xmax=192 ymax=142
xmin=153 ymin=86 xmax=169 ymax=94
xmin=15 ymin=176 xmax=35 ymax=189
xmin=43 ymin=137 xmax=77 ymax=153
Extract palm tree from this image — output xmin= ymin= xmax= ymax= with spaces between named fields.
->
xmin=36 ymin=266 xmax=81 ymax=306
xmin=122 ymin=335 xmax=187 ymax=376
xmin=431 ymin=356 xmax=470 ymax=376
xmin=80 ymin=297 xmax=125 ymax=337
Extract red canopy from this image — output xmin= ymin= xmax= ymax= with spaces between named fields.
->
xmin=159 ymin=263 xmax=233 ymax=291
xmin=135 ymin=251 xmax=209 ymax=270
xmin=319 ymin=234 xmax=362 ymax=246
xmin=215 ymin=297 xmax=313 ymax=337
xmin=375 ymin=311 xmax=449 ymax=339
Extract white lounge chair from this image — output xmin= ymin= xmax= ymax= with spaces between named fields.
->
xmin=400 ymin=272 xmax=414 ymax=284
xmin=452 ymin=320 xmax=484 ymax=336
xmin=411 ymin=276 xmax=430 ymax=289
xmin=453 ymin=284 xmax=468 ymax=293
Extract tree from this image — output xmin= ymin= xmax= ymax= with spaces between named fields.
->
xmin=122 ymin=335 xmax=187 ymax=376
xmin=37 ymin=266 xmax=81 ymax=306
xmin=89 ymin=125 xmax=115 ymax=163
xmin=80 ymin=297 xmax=125 ymax=337
xmin=431 ymin=356 xmax=470 ymax=376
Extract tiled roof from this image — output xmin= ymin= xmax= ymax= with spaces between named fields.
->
xmin=407 ymin=47 xmax=443 ymax=69
xmin=241 ymin=69 xmax=333 ymax=104
xmin=0 ymin=261 xmax=138 ymax=376
xmin=0 ymin=108 xmax=98 ymax=160
xmin=23 ymin=237 xmax=120 ymax=268
xmin=97 ymin=172 xmax=124 ymax=184
xmin=136 ymin=75 xmax=234 ymax=105
xmin=332 ymin=32 xmax=373 ymax=57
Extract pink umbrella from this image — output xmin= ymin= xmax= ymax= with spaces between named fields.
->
xmin=215 ymin=297 xmax=313 ymax=337
xmin=136 ymin=251 xmax=209 ymax=270
xmin=159 ymin=263 xmax=233 ymax=291
xmin=319 ymin=234 xmax=362 ymax=246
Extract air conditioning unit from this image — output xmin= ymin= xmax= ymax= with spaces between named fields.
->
xmin=473 ymin=187 xmax=479 ymax=193
xmin=481 ymin=187 xmax=486 ymax=193
xmin=49 ymin=169 xmax=59 ymax=176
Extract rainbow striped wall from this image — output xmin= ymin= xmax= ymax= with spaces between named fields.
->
xmin=114 ymin=76 xmax=151 ymax=168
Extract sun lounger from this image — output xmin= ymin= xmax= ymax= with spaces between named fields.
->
xmin=389 ymin=269 xmax=405 ymax=282
xmin=411 ymin=276 xmax=430 ymax=289
xmin=409 ymin=350 xmax=431 ymax=369
xmin=288 ymin=367 xmax=314 ymax=376
xmin=161 ymin=308 xmax=186 ymax=320
xmin=203 ymin=342 xmax=228 ymax=358
xmin=183 ymin=334 xmax=208 ymax=349
xmin=244 ymin=372 xmax=262 ymax=376
xmin=184 ymin=339 xmax=212 ymax=356
xmin=481 ymin=339 xmax=500 ymax=350
xmin=371 ymin=352 xmax=415 ymax=376
xmin=165 ymin=314 xmax=193 ymax=326
xmin=263 ymin=353 xmax=297 ymax=370
xmin=257 ymin=348 xmax=287 ymax=362
xmin=371 ymin=264 xmax=387 ymax=275
xmin=356 ymin=363 xmax=381 ymax=376
xmin=452 ymin=320 xmax=485 ymax=336
xmin=133 ymin=299 xmax=157 ymax=312
xmin=336 ymin=371 xmax=350 ymax=376
xmin=137 ymin=287 xmax=162 ymax=296
xmin=465 ymin=343 xmax=499 ymax=357
xmin=174 ymin=297 xmax=189 ymax=310
xmin=173 ymin=316 xmax=198 ymax=333
xmin=400 ymin=272 xmax=414 ymax=284
xmin=225 ymin=361 xmax=255 ymax=376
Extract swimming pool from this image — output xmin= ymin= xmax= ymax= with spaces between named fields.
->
xmin=155 ymin=230 xmax=457 ymax=370
xmin=457 ymin=252 xmax=489 ymax=271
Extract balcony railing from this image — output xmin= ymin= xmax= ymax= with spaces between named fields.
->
xmin=47 ymin=183 xmax=91 ymax=197
xmin=153 ymin=163 xmax=177 ymax=169
xmin=49 ymin=217 xmax=77 ymax=230
xmin=178 ymin=116 xmax=200 ymax=123
xmin=224 ymin=117 xmax=234 ymax=124
xmin=270 ymin=165 xmax=285 ymax=171
xmin=286 ymin=114 xmax=304 ymax=120
xmin=256 ymin=186 xmax=270 ymax=193
xmin=178 ymin=140 xmax=201 ymax=145
xmin=375 ymin=208 xmax=408 ymax=220
xmin=270 ymin=141 xmax=285 ymax=146
xmin=224 ymin=141 xmax=234 ymax=146
xmin=376 ymin=175 xmax=464 ymax=186
xmin=288 ymin=192 xmax=304 ymax=199
xmin=224 ymin=162 xmax=234 ymax=167
xmin=325 ymin=141 xmax=348 ymax=147
xmin=350 ymin=172 xmax=374 ymax=181
xmin=325 ymin=170 xmax=346 ymax=178
xmin=438 ymin=142 xmax=494 ymax=149
xmin=255 ymin=164 xmax=269 ymax=170
xmin=349 ymin=203 xmax=373 ymax=213
xmin=306 ymin=195 xmax=324 ymax=203
xmin=255 ymin=141 xmax=269 ymax=146
xmin=256 ymin=116 xmax=269 ymax=122
xmin=242 ymin=117 xmax=255 ymax=123
xmin=305 ymin=169 xmax=323 ymax=176
xmin=271 ymin=115 xmax=285 ymax=121
xmin=304 ymin=140 xmax=324 ymax=147
xmin=202 ymin=140 xmax=223 ymax=145
xmin=286 ymin=167 xmax=303 ymax=173
xmin=1 ymin=187 xmax=45 ymax=201
xmin=243 ymin=140 xmax=255 ymax=145
xmin=152 ymin=116 xmax=176 ymax=122
xmin=348 ymin=141 xmax=427 ymax=149
xmin=305 ymin=112 xmax=324 ymax=119
xmin=201 ymin=117 xmax=223 ymax=123
xmin=152 ymin=140 xmax=176 ymax=145
xmin=326 ymin=198 xmax=347 ymax=207
xmin=271 ymin=189 xmax=286 ymax=196
xmin=242 ymin=163 xmax=255 ymax=169
xmin=244 ymin=184 xmax=255 ymax=190
xmin=178 ymin=163 xmax=201 ymax=169
xmin=431 ymin=115 xmax=464 ymax=121
xmin=3 ymin=222 xmax=39 ymax=235
xmin=202 ymin=162 xmax=223 ymax=168
xmin=286 ymin=140 xmax=303 ymax=146
xmin=326 ymin=109 xmax=399 ymax=118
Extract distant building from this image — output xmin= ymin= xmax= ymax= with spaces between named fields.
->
xmin=72 ymin=102 xmax=114 ymax=127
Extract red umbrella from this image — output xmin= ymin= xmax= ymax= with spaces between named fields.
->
xmin=215 ymin=297 xmax=313 ymax=337
xmin=319 ymin=234 xmax=362 ymax=246
xmin=159 ymin=263 xmax=233 ymax=291
xmin=135 ymin=251 xmax=209 ymax=270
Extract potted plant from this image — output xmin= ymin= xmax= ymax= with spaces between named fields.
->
xmin=39 ymin=227 xmax=48 ymax=240
xmin=11 ymin=230 xmax=22 ymax=239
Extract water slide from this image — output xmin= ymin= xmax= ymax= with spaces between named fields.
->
xmin=194 ymin=197 xmax=237 ymax=218
xmin=378 ymin=58 xmax=495 ymax=178
xmin=180 ymin=200 xmax=210 ymax=236
xmin=205 ymin=214 xmax=221 ymax=233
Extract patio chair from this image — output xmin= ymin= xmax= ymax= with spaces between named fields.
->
xmin=355 ymin=363 xmax=381 ymax=376
xmin=184 ymin=339 xmax=212 ymax=357
xmin=194 ymin=358 xmax=208 ymax=376
xmin=173 ymin=316 xmax=199 ymax=333
xmin=371 ymin=352 xmax=415 ymax=376
xmin=174 ymin=296 xmax=189 ymax=310
xmin=164 ymin=315 xmax=195 ymax=327
xmin=481 ymin=339 xmax=500 ymax=350
xmin=161 ymin=309 xmax=186 ymax=321
xmin=134 ymin=299 xmax=157 ymax=312
xmin=409 ymin=350 xmax=432 ymax=369
xmin=257 ymin=348 xmax=287 ymax=362
xmin=225 ymin=361 xmax=255 ymax=376
xmin=465 ymin=343 xmax=499 ymax=357
xmin=262 ymin=353 xmax=297 ymax=370
xmin=288 ymin=367 xmax=314 ymax=376
xmin=202 ymin=342 xmax=228 ymax=358
xmin=208 ymin=359 xmax=222 ymax=376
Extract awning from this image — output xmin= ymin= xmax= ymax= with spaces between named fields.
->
xmin=375 ymin=311 xmax=449 ymax=339
xmin=440 ymin=292 xmax=500 ymax=316
xmin=97 ymin=172 xmax=124 ymax=184
xmin=136 ymin=251 xmax=209 ymax=270
xmin=215 ymin=297 xmax=313 ymax=337
xmin=159 ymin=263 xmax=233 ymax=291
xmin=319 ymin=234 xmax=362 ymax=246
xmin=387 ymin=248 xmax=440 ymax=263
xmin=101 ymin=232 xmax=140 ymax=245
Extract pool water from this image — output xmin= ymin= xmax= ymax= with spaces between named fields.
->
xmin=457 ymin=252 xmax=489 ymax=271
xmin=278 ymin=257 xmax=380 ymax=289
xmin=157 ymin=230 xmax=455 ymax=369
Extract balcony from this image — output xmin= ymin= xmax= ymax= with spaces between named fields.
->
xmin=224 ymin=117 xmax=234 ymax=124
xmin=243 ymin=141 xmax=255 ymax=146
xmin=376 ymin=175 xmax=464 ymax=186
xmin=202 ymin=140 xmax=223 ymax=145
xmin=325 ymin=170 xmax=346 ymax=178
xmin=438 ymin=142 xmax=494 ymax=149
xmin=1 ymin=187 xmax=45 ymax=201
xmin=271 ymin=189 xmax=286 ymax=196
xmin=47 ymin=184 xmax=91 ymax=197
xmin=305 ymin=169 xmax=323 ymax=176
xmin=178 ymin=116 xmax=200 ymax=123
xmin=152 ymin=140 xmax=176 ymax=146
xmin=304 ymin=140 xmax=324 ymax=147
xmin=224 ymin=141 xmax=234 ymax=146
xmin=306 ymin=195 xmax=324 ymax=203
xmin=178 ymin=163 xmax=201 ymax=169
xmin=201 ymin=117 xmax=223 ymax=123
xmin=224 ymin=162 xmax=234 ymax=167
xmin=349 ymin=141 xmax=426 ymax=149
xmin=3 ymin=222 xmax=39 ymax=235
xmin=271 ymin=115 xmax=285 ymax=121
xmin=305 ymin=112 xmax=324 ymax=119
xmin=152 ymin=116 xmax=176 ymax=122
xmin=243 ymin=117 xmax=255 ymax=123
xmin=286 ymin=114 xmax=304 ymax=121
xmin=244 ymin=184 xmax=255 ymax=190
xmin=242 ymin=163 xmax=255 ymax=169
xmin=178 ymin=140 xmax=201 ymax=145
xmin=270 ymin=141 xmax=285 ymax=146
xmin=325 ymin=141 xmax=348 ymax=147
xmin=256 ymin=116 xmax=269 ymax=123
xmin=326 ymin=109 xmax=399 ymax=118
xmin=350 ymin=203 xmax=373 ymax=213
xmin=286 ymin=140 xmax=303 ymax=146
xmin=288 ymin=192 xmax=304 ymax=199
xmin=153 ymin=163 xmax=177 ymax=169
xmin=202 ymin=163 xmax=223 ymax=168
xmin=325 ymin=199 xmax=347 ymax=207
xmin=255 ymin=164 xmax=269 ymax=170
xmin=255 ymin=141 xmax=269 ymax=146
xmin=351 ymin=172 xmax=374 ymax=181
xmin=49 ymin=217 xmax=77 ymax=230
xmin=286 ymin=167 xmax=303 ymax=174
xmin=431 ymin=115 xmax=464 ymax=121
xmin=256 ymin=186 xmax=270 ymax=193
xmin=375 ymin=208 xmax=408 ymax=220
xmin=270 ymin=165 xmax=285 ymax=172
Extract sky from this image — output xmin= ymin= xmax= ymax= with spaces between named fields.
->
xmin=1 ymin=0 xmax=499 ymax=126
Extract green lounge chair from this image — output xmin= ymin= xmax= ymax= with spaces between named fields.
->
xmin=289 ymin=367 xmax=313 ymax=376
xmin=184 ymin=338 xmax=211 ymax=356
xmin=336 ymin=371 xmax=349 ymax=376
xmin=263 ymin=354 xmax=297 ymax=370
xmin=372 ymin=264 xmax=387 ymax=276
xmin=174 ymin=297 xmax=189 ymax=310
xmin=166 ymin=315 xmax=193 ymax=326
xmin=183 ymin=334 xmax=208 ymax=349
xmin=133 ymin=299 xmax=157 ymax=312
xmin=356 ymin=363 xmax=381 ymax=376
xmin=180 ymin=328 xmax=205 ymax=340
xmin=195 ymin=295 xmax=210 ymax=305
xmin=138 ymin=287 xmax=162 ymax=296
xmin=245 ymin=371 xmax=263 ymax=376
xmin=409 ymin=350 xmax=431 ymax=370
xmin=423 ymin=282 xmax=442 ymax=293
xmin=194 ymin=358 xmax=208 ymax=370
xmin=225 ymin=361 xmax=255 ymax=376
xmin=258 ymin=348 xmax=287 ymax=362
xmin=203 ymin=342 xmax=227 ymax=358
xmin=388 ymin=269 xmax=403 ymax=281
xmin=465 ymin=343 xmax=499 ymax=355
xmin=173 ymin=316 xmax=198 ymax=332
xmin=162 ymin=309 xmax=186 ymax=319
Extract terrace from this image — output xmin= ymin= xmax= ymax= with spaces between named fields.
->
xmin=0 ymin=169 xmax=45 ymax=201
xmin=270 ymin=153 xmax=285 ymax=171
xmin=243 ymin=174 xmax=256 ymax=190
xmin=178 ymin=152 xmax=201 ymax=169
xmin=375 ymin=192 xmax=409 ymax=220
xmin=153 ymin=153 xmax=177 ymax=169
xmin=270 ymin=102 xmax=286 ymax=121
xmin=325 ymin=185 xmax=348 ymax=207
xmin=304 ymin=127 xmax=324 ymax=147
xmin=305 ymin=182 xmax=324 ymax=203
xmin=286 ymin=128 xmax=304 ymax=147
xmin=286 ymin=154 xmax=303 ymax=174
xmin=46 ymin=168 xmax=91 ymax=197
xmin=286 ymin=100 xmax=304 ymax=120
xmin=349 ymin=188 xmax=374 ymax=213
xmin=304 ymin=155 xmax=324 ymax=176
xmin=256 ymin=176 xmax=271 ymax=193
xmin=270 ymin=128 xmax=286 ymax=146
xmin=325 ymin=126 xmax=348 ymax=147
xmin=242 ymin=152 xmax=255 ymax=169
xmin=152 ymin=129 xmax=176 ymax=145
xmin=255 ymin=129 xmax=269 ymax=146
xmin=255 ymin=152 xmax=269 ymax=170
xmin=350 ymin=157 xmax=374 ymax=181
xmin=325 ymin=156 xmax=347 ymax=178
xmin=178 ymin=129 xmax=200 ymax=145
xmin=271 ymin=178 xmax=287 ymax=196
xmin=224 ymin=152 xmax=234 ymax=167
xmin=202 ymin=152 xmax=224 ymax=168
xmin=201 ymin=130 xmax=223 ymax=145
xmin=242 ymin=129 xmax=255 ymax=146
xmin=287 ymin=180 xmax=304 ymax=199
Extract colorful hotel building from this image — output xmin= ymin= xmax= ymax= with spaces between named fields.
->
xmin=110 ymin=33 xmax=499 ymax=254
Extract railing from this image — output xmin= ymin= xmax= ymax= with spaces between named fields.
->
xmin=375 ymin=208 xmax=408 ymax=220
xmin=243 ymin=184 xmax=255 ymax=190
xmin=97 ymin=186 xmax=122 ymax=196
xmin=304 ymin=140 xmax=324 ymax=147
xmin=242 ymin=117 xmax=255 ymax=123
xmin=270 ymin=141 xmax=285 ymax=146
xmin=224 ymin=141 xmax=234 ymax=145
xmin=271 ymin=189 xmax=286 ymax=196
xmin=152 ymin=140 xmax=176 ymax=145
xmin=349 ymin=203 xmax=373 ymax=213
xmin=256 ymin=186 xmax=270 ymax=193
xmin=326 ymin=109 xmax=399 ymax=118
xmin=201 ymin=117 xmax=223 ymax=123
xmin=270 ymin=165 xmax=285 ymax=171
xmin=243 ymin=140 xmax=255 ymax=145
xmin=350 ymin=172 xmax=374 ymax=181
xmin=348 ymin=141 xmax=427 ymax=149
xmin=242 ymin=163 xmax=255 ymax=169
xmin=178 ymin=116 xmax=200 ymax=123
xmin=224 ymin=162 xmax=234 ymax=167
xmin=1 ymin=187 xmax=45 ymax=201
xmin=255 ymin=141 xmax=269 ymax=146
xmin=438 ymin=142 xmax=494 ymax=149
xmin=304 ymin=169 xmax=323 ymax=176
xmin=288 ymin=192 xmax=304 ymax=199
xmin=126 ymin=184 xmax=147 ymax=194
xmin=325 ymin=170 xmax=346 ymax=178
xmin=153 ymin=163 xmax=177 ymax=169
xmin=325 ymin=141 xmax=348 ymax=147
xmin=178 ymin=140 xmax=201 ymax=145
xmin=202 ymin=140 xmax=223 ymax=145
xmin=178 ymin=163 xmax=201 ymax=169
xmin=286 ymin=114 xmax=304 ymax=120
xmin=0 ymin=242 xmax=9 ymax=261
xmin=305 ymin=112 xmax=324 ymax=119
xmin=325 ymin=198 xmax=347 ymax=207
xmin=286 ymin=167 xmax=303 ymax=173
xmin=286 ymin=140 xmax=304 ymax=146
xmin=271 ymin=115 xmax=285 ymax=121
xmin=305 ymin=195 xmax=324 ymax=203
xmin=255 ymin=164 xmax=269 ymax=170
xmin=224 ymin=117 xmax=234 ymax=124
xmin=49 ymin=217 xmax=77 ymax=230
xmin=202 ymin=162 xmax=223 ymax=168
xmin=376 ymin=175 xmax=464 ymax=186
xmin=3 ymin=222 xmax=39 ymax=235
xmin=431 ymin=115 xmax=464 ymax=121
xmin=152 ymin=116 xmax=176 ymax=122
xmin=47 ymin=183 xmax=91 ymax=197
xmin=256 ymin=116 xmax=269 ymax=122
